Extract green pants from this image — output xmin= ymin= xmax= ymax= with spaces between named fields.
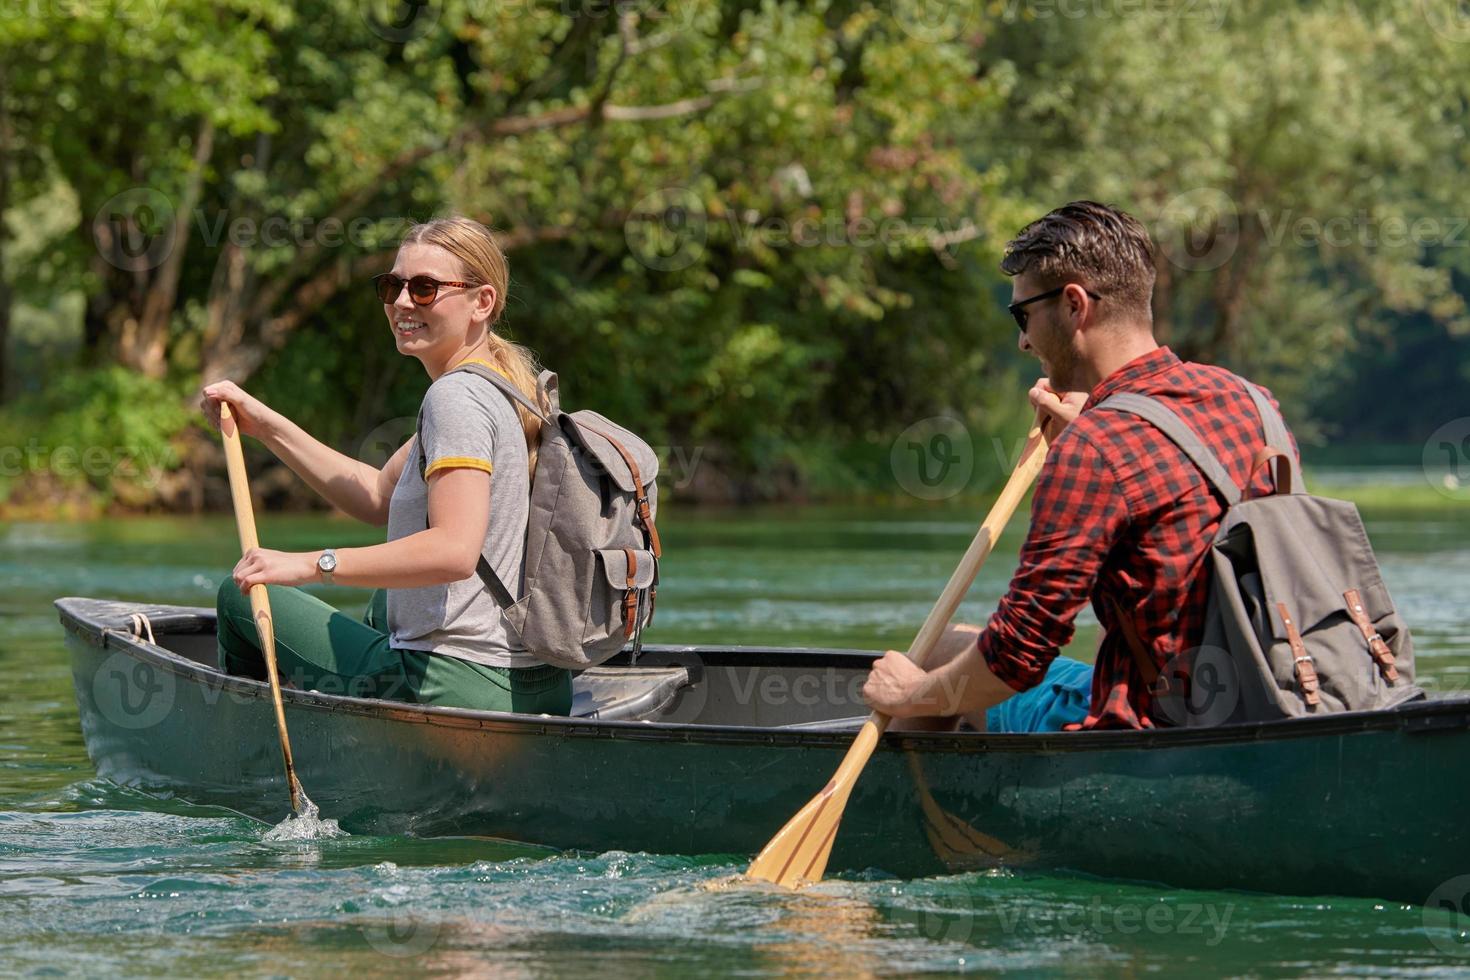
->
xmin=215 ymin=580 xmax=572 ymax=715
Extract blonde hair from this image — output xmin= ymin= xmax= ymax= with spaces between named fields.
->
xmin=400 ymin=216 xmax=546 ymax=475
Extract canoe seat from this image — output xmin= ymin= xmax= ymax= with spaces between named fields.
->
xmin=571 ymin=665 xmax=691 ymax=721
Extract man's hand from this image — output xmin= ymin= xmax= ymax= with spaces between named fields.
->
xmin=1028 ymin=378 xmax=1088 ymax=437
xmin=862 ymin=650 xmax=938 ymax=719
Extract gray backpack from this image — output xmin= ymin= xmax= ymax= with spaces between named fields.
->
xmin=420 ymin=362 xmax=661 ymax=669
xmin=1098 ymin=384 xmax=1423 ymax=726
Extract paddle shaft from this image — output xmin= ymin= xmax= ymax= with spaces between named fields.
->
xmin=219 ymin=404 xmax=303 ymax=814
xmin=873 ymin=419 xmax=1052 ymax=736
xmin=745 ymin=417 xmax=1051 ymax=887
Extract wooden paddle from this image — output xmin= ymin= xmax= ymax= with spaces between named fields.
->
xmin=219 ymin=402 xmax=304 ymax=815
xmin=745 ymin=416 xmax=1052 ymax=888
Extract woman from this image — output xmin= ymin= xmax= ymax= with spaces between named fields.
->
xmin=199 ymin=217 xmax=571 ymax=715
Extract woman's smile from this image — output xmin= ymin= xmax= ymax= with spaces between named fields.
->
xmin=394 ymin=315 xmax=429 ymax=339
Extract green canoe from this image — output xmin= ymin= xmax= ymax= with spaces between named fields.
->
xmin=58 ymin=596 xmax=1470 ymax=903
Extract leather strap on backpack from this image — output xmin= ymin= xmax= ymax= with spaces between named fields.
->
xmin=1276 ymin=602 xmax=1322 ymax=706
xmin=585 ymin=424 xmax=663 ymax=559
xmin=1343 ymin=588 xmax=1399 ymax=682
xmin=1247 ymin=447 xmax=1295 ymax=499
xmin=622 ymin=548 xmax=640 ymax=640
xmin=1107 ymin=595 xmax=1174 ymax=698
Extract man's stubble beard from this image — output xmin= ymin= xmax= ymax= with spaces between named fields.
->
xmin=1043 ymin=329 xmax=1083 ymax=392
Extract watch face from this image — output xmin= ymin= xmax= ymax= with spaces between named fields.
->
xmin=319 ymin=552 xmax=337 ymax=572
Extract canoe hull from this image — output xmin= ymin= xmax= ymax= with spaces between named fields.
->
xmin=62 ymin=597 xmax=1470 ymax=901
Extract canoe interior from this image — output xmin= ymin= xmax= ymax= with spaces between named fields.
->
xmin=62 ymin=597 xmax=881 ymax=730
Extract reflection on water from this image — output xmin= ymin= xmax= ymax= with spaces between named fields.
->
xmin=2 ymin=504 xmax=1469 ymax=975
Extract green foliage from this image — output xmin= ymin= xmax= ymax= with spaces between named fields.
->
xmin=0 ymin=366 xmax=189 ymax=505
xmin=2 ymin=0 xmax=1468 ymax=511
xmin=981 ymin=0 xmax=1470 ymax=433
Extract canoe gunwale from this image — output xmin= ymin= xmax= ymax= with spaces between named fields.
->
xmin=57 ymin=595 xmax=1470 ymax=753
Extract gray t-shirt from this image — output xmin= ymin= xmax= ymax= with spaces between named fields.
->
xmin=385 ymin=363 xmax=536 ymax=668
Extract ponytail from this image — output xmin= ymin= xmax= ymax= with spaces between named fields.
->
xmin=483 ymin=330 xmax=546 ymax=477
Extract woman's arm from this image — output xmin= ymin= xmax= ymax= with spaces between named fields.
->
xmin=201 ymin=380 xmax=409 ymax=526
xmin=230 ymin=468 xmax=492 ymax=592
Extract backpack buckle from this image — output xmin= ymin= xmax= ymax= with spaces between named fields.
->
xmin=1344 ymin=589 xmax=1401 ymax=682
xmin=622 ymin=587 xmax=639 ymax=639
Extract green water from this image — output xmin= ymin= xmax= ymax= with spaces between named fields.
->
xmin=4 ymin=504 xmax=1470 ymax=977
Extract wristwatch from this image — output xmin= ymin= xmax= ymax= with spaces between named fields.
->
xmin=317 ymin=548 xmax=338 ymax=585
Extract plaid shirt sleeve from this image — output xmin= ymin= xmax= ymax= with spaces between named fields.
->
xmin=978 ymin=428 xmax=1129 ymax=692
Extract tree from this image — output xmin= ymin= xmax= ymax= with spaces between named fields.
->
xmin=980 ymin=0 xmax=1470 ymax=429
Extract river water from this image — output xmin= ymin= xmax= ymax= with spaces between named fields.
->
xmin=4 ymin=502 xmax=1470 ymax=977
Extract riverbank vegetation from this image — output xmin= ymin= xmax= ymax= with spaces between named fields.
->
xmin=1 ymin=1 xmax=1467 ymax=516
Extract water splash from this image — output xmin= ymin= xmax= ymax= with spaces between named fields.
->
xmin=262 ymin=791 xmax=347 ymax=842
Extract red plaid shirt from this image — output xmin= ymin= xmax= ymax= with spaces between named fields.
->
xmin=978 ymin=347 xmax=1294 ymax=729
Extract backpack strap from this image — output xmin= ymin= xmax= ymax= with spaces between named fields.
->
xmin=411 ymin=439 xmax=519 ymax=614
xmin=412 ymin=415 xmax=518 ymax=613
xmin=412 ymin=365 xmax=540 ymax=616
xmin=1096 ymin=393 xmax=1243 ymax=506
xmin=450 ymin=362 xmax=553 ymax=425
xmin=1240 ymin=382 xmax=1301 ymax=494
xmin=1106 ymin=594 xmax=1175 ymax=698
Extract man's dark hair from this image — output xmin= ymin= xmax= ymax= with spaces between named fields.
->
xmin=1000 ymin=201 xmax=1156 ymax=324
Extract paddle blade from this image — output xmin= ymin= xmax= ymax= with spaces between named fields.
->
xmin=745 ymin=718 xmax=882 ymax=888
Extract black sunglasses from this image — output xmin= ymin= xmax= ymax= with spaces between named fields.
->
xmin=1008 ymin=284 xmax=1101 ymax=332
xmin=373 ymin=273 xmax=479 ymax=306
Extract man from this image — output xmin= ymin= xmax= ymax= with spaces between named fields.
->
xmin=863 ymin=201 xmax=1294 ymax=731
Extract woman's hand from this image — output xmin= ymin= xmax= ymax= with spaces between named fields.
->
xmin=200 ymin=380 xmax=276 ymax=441
xmin=233 ymin=548 xmax=321 ymax=593
xmin=1028 ymin=377 xmax=1088 ymax=437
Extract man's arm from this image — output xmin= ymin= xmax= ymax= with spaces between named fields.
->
xmin=863 ymin=428 xmax=1129 ymax=720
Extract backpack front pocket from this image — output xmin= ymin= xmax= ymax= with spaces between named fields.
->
xmin=589 ymin=548 xmax=658 ymax=643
